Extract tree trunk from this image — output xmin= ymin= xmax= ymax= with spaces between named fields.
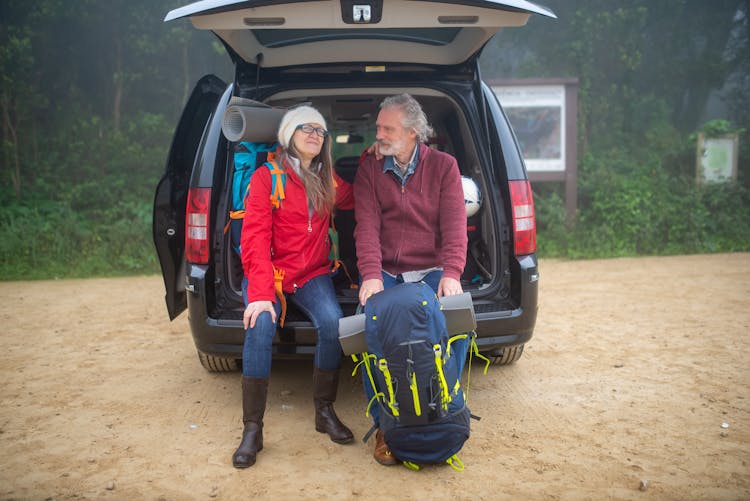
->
xmin=1 ymin=90 xmax=22 ymax=199
xmin=113 ymin=38 xmax=123 ymax=133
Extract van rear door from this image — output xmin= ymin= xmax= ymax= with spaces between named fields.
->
xmin=164 ymin=0 xmax=555 ymax=68
xmin=153 ymin=74 xmax=226 ymax=320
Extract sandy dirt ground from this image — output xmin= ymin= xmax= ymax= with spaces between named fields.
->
xmin=1 ymin=253 xmax=748 ymax=500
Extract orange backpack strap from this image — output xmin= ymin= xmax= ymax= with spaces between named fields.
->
xmin=328 ymin=214 xmax=357 ymax=288
xmin=267 ymin=161 xmax=286 ymax=209
xmin=273 ymin=266 xmax=287 ymax=327
xmin=268 ymin=160 xmax=287 ymax=326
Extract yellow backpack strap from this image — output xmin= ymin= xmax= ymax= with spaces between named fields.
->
xmin=433 ymin=344 xmax=451 ymax=410
xmin=351 ymin=352 xmax=384 ymax=418
xmin=273 ymin=266 xmax=287 ymax=327
xmin=446 ymin=454 xmax=465 ymax=472
xmin=409 ymin=369 xmax=422 ymax=416
xmin=446 ymin=333 xmax=469 ymax=359
xmin=464 ymin=331 xmax=490 ymax=405
xmin=447 ymin=333 xmax=470 ymax=397
xmin=378 ymin=358 xmax=399 ymax=417
xmin=362 ymin=353 xmax=378 ymax=395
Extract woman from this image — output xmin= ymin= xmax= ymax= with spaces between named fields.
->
xmin=233 ymin=106 xmax=355 ymax=468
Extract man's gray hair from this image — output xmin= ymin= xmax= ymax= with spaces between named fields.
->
xmin=380 ymin=93 xmax=434 ymax=143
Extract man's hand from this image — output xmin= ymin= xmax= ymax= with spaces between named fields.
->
xmin=243 ymin=300 xmax=276 ymax=329
xmin=437 ymin=276 xmax=463 ymax=297
xmin=359 ymin=278 xmax=384 ymax=306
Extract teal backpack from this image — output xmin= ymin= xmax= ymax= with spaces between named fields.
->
xmin=227 ymin=141 xmax=283 ymax=254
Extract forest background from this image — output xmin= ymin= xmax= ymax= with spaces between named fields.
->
xmin=1 ymin=0 xmax=749 ymax=279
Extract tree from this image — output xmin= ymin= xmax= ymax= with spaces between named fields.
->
xmin=0 ymin=2 xmax=49 ymax=199
xmin=0 ymin=0 xmax=232 ymax=202
xmin=480 ymin=0 xmax=750 ymax=153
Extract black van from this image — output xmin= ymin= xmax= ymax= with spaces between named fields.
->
xmin=153 ymin=0 xmax=554 ymax=372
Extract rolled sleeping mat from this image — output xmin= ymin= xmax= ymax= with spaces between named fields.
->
xmin=338 ymin=292 xmax=477 ymax=356
xmin=222 ymin=102 xmax=285 ymax=143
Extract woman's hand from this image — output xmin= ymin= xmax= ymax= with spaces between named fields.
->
xmin=365 ymin=142 xmax=383 ymax=160
xmin=243 ymin=300 xmax=276 ymax=329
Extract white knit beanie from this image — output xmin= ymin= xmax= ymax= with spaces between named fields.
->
xmin=277 ymin=105 xmax=327 ymax=149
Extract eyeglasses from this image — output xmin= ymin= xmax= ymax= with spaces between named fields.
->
xmin=296 ymin=124 xmax=328 ymax=138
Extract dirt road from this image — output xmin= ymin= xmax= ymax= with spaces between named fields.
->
xmin=1 ymin=254 xmax=748 ymax=500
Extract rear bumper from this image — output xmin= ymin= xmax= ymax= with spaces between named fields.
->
xmin=474 ymin=254 xmax=539 ymax=351
xmin=185 ymin=254 xmax=539 ymax=358
xmin=185 ymin=264 xmax=249 ymax=358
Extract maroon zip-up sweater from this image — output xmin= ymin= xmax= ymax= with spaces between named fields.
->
xmin=354 ymin=143 xmax=467 ymax=282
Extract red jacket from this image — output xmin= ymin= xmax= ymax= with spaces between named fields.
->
xmin=241 ymin=155 xmax=354 ymax=303
xmin=354 ymin=144 xmax=467 ymax=282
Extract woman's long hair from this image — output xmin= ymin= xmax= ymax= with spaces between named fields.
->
xmin=286 ymin=135 xmax=336 ymax=215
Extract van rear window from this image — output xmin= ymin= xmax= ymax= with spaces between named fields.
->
xmin=252 ymin=28 xmax=460 ymax=49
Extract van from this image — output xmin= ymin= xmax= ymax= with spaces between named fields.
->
xmin=153 ymin=0 xmax=554 ymax=371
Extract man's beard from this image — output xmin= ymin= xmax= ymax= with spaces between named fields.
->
xmin=377 ymin=137 xmax=405 ymax=157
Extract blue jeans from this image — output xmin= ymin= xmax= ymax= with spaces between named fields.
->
xmin=363 ymin=270 xmax=469 ymax=426
xmin=242 ymin=273 xmax=344 ymax=377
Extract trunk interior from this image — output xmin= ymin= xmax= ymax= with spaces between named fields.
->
xmin=218 ymin=87 xmax=508 ymax=330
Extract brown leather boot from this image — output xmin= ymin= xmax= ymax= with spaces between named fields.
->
xmin=232 ymin=376 xmax=269 ymax=468
xmin=373 ymin=429 xmax=398 ymax=466
xmin=313 ymin=368 xmax=354 ymax=444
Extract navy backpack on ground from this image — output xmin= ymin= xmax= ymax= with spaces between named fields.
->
xmin=356 ymin=282 xmax=476 ymax=471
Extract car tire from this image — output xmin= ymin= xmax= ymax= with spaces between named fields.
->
xmin=197 ymin=351 xmax=241 ymax=372
xmin=486 ymin=344 xmax=525 ymax=366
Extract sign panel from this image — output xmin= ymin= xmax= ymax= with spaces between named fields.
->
xmin=697 ymin=134 xmax=738 ymax=183
xmin=492 ymin=85 xmax=565 ymax=172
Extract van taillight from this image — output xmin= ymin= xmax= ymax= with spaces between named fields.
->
xmin=509 ymin=180 xmax=536 ymax=256
xmin=186 ymin=188 xmax=211 ymax=264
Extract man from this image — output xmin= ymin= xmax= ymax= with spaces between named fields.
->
xmin=353 ymin=93 xmax=468 ymax=465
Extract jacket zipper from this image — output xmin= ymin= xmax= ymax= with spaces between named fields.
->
xmin=394 ymin=182 xmax=406 ymax=264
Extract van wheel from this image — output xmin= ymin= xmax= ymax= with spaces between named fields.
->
xmin=197 ymin=351 xmax=241 ymax=372
xmin=486 ymin=344 xmax=524 ymax=366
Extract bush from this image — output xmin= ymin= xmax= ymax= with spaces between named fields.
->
xmin=2 ymin=108 xmax=748 ymax=280
xmin=0 ymin=195 xmax=159 ymax=279
xmin=0 ymin=113 xmax=167 ymax=279
xmin=535 ymin=139 xmax=750 ymax=258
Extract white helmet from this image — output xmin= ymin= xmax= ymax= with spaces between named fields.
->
xmin=461 ymin=176 xmax=482 ymax=218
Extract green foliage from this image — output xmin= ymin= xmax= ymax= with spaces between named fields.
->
xmin=536 ymin=139 xmax=750 ymax=259
xmin=0 ymin=1 xmax=232 ymax=279
xmin=0 ymin=112 xmax=168 ymax=279
xmin=0 ymin=196 xmax=158 ymax=279
xmin=698 ymin=119 xmax=745 ymax=139
xmin=1 ymin=2 xmax=749 ymax=280
xmin=482 ymin=0 xmax=750 ymax=260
